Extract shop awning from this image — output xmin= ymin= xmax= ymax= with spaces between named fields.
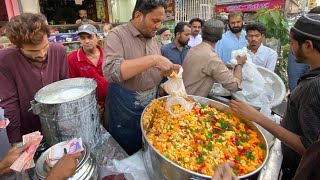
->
xmin=215 ymin=0 xmax=285 ymax=13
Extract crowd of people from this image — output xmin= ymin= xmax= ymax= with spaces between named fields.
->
xmin=0 ymin=0 xmax=320 ymax=179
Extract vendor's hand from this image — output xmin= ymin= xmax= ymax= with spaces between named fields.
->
xmin=154 ymin=55 xmax=181 ymax=76
xmin=47 ymin=152 xmax=81 ymax=180
xmin=212 ymin=162 xmax=238 ymax=180
xmin=229 ymin=99 xmax=261 ymax=123
xmin=0 ymin=142 xmax=31 ymax=175
xmin=236 ymin=55 xmax=247 ymax=66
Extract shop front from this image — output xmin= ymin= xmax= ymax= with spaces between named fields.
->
xmin=214 ymin=0 xmax=285 ymax=23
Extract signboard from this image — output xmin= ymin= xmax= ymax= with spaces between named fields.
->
xmin=215 ymin=0 xmax=285 ymax=12
xmin=164 ymin=0 xmax=175 ymax=22
xmin=95 ymin=0 xmax=106 ymax=20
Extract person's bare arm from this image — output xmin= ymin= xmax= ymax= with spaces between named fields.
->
xmin=230 ymin=99 xmax=306 ymax=155
xmin=120 ymin=55 xmax=178 ymax=80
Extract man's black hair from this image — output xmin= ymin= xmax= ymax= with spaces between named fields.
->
xmin=245 ymin=23 xmax=266 ymax=35
xmin=291 ymin=28 xmax=320 ymax=53
xmin=189 ymin=18 xmax=204 ymax=27
xmin=174 ymin=22 xmax=191 ymax=36
xmin=132 ymin=0 xmax=167 ymax=18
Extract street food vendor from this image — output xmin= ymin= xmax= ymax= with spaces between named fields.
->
xmin=182 ymin=19 xmax=246 ymax=97
xmin=103 ymin=0 xmax=180 ymax=155
xmin=0 ymin=13 xmax=68 ymax=144
xmin=75 ymin=10 xmax=96 ymax=25
xmin=230 ymin=14 xmax=320 ymax=180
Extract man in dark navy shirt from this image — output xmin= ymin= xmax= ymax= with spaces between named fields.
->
xmin=161 ymin=22 xmax=191 ymax=65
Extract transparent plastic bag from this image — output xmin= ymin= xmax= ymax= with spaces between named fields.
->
xmin=229 ymin=47 xmax=266 ymax=86
xmin=161 ymin=68 xmax=194 ymax=117
xmin=100 ymin=150 xmax=150 ymax=180
xmin=161 ymin=68 xmax=187 ymax=97
xmin=166 ymin=96 xmax=195 ymax=117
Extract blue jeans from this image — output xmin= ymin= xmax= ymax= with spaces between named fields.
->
xmin=105 ymin=83 xmax=156 ymax=155
xmin=287 ymin=52 xmax=309 ymax=92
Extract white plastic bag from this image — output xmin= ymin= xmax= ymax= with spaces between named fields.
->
xmin=229 ymin=47 xmax=278 ymax=107
xmin=100 ymin=150 xmax=150 ymax=180
xmin=161 ymin=68 xmax=187 ymax=97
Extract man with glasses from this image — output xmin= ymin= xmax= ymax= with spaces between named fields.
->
xmin=0 ymin=13 xmax=68 ymax=145
xmin=103 ymin=0 xmax=180 ymax=155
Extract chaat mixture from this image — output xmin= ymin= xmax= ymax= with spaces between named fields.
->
xmin=143 ymin=99 xmax=266 ymax=176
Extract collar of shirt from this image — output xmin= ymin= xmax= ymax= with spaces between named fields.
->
xmin=128 ymin=21 xmax=142 ymax=37
xmin=78 ymin=45 xmax=103 ymax=67
xmin=298 ymin=67 xmax=320 ymax=83
xmin=247 ymin=44 xmax=264 ymax=55
xmin=167 ymin=42 xmax=190 ymax=51
xmin=199 ymin=41 xmax=214 ymax=51
xmin=190 ymin=34 xmax=201 ymax=40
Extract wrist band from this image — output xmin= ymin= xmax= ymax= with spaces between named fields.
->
xmin=235 ymin=64 xmax=243 ymax=68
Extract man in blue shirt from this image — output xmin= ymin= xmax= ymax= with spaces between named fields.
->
xmin=161 ymin=22 xmax=191 ymax=65
xmin=215 ymin=12 xmax=248 ymax=64
xmin=287 ymin=51 xmax=309 ymax=92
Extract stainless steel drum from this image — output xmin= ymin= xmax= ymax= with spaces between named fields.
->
xmin=35 ymin=141 xmax=97 ymax=180
xmin=141 ymin=96 xmax=269 ymax=180
xmin=31 ymin=78 xmax=101 ymax=149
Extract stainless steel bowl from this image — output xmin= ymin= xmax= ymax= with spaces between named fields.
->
xmin=141 ymin=96 xmax=269 ymax=179
xmin=35 ymin=141 xmax=98 ymax=180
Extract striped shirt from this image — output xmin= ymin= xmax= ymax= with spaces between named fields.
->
xmin=281 ymin=67 xmax=320 ymax=179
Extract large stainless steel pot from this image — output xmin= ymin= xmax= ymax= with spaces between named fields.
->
xmin=141 ymin=96 xmax=269 ymax=179
xmin=30 ymin=78 xmax=101 ymax=150
xmin=35 ymin=141 xmax=97 ymax=180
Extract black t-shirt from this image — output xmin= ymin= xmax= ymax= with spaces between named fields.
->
xmin=281 ymin=67 xmax=320 ymax=179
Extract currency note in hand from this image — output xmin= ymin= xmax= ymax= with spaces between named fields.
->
xmin=10 ymin=132 xmax=43 ymax=172
xmin=66 ymin=138 xmax=84 ymax=154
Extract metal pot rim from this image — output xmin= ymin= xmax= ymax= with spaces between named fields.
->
xmin=140 ymin=95 xmax=269 ymax=179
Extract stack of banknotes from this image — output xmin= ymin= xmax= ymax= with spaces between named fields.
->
xmin=10 ymin=131 xmax=43 ymax=172
xmin=46 ymin=138 xmax=84 ymax=167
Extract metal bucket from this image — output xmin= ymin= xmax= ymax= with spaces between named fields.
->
xmin=30 ymin=78 xmax=101 ymax=149
xmin=35 ymin=141 xmax=98 ymax=180
xmin=141 ymin=96 xmax=269 ymax=179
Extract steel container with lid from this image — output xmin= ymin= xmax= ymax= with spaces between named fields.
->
xmin=30 ymin=78 xmax=101 ymax=149
xmin=35 ymin=141 xmax=97 ymax=180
